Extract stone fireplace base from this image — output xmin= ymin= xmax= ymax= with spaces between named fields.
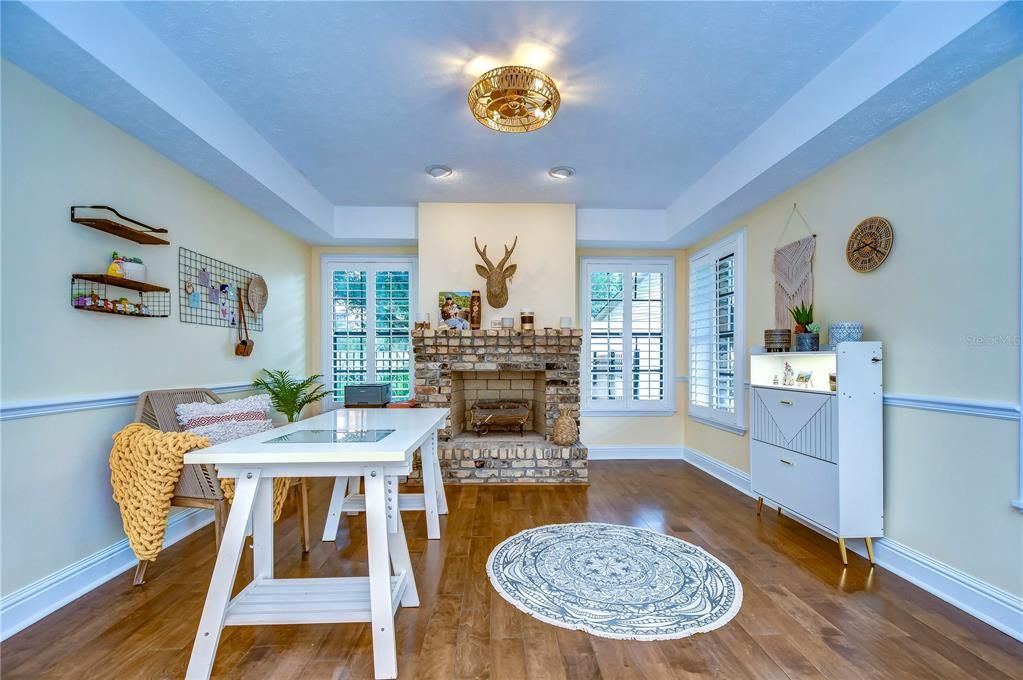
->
xmin=407 ymin=439 xmax=588 ymax=484
xmin=412 ymin=328 xmax=588 ymax=484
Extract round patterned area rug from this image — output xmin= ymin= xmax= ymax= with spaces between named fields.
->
xmin=486 ymin=522 xmax=743 ymax=640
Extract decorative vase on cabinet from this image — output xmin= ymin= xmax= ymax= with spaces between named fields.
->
xmin=749 ymin=342 xmax=883 ymax=566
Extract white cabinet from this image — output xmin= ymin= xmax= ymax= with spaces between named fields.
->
xmin=749 ymin=342 xmax=883 ymax=565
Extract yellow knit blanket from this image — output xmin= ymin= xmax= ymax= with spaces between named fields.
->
xmin=110 ymin=423 xmax=291 ymax=562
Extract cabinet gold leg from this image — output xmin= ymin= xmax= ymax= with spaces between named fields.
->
xmin=838 ymin=538 xmax=849 ymax=566
xmin=865 ymin=537 xmax=876 ymax=565
xmin=756 ymin=497 xmax=764 ymax=516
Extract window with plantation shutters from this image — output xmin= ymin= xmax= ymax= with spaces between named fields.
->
xmin=688 ymin=231 xmax=747 ymax=433
xmin=321 ymin=257 xmax=416 ymax=407
xmin=581 ymin=257 xmax=675 ymax=416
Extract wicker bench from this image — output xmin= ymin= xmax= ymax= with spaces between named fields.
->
xmin=132 ymin=388 xmax=310 ymax=585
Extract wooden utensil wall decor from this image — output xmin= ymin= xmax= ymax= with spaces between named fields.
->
xmin=474 ymin=235 xmax=518 ymax=308
xmin=846 ymin=216 xmax=894 ymax=273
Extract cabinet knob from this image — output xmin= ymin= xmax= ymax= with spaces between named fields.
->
xmin=779 ymin=400 xmax=793 ymax=405
xmin=779 ymin=458 xmax=794 ymax=466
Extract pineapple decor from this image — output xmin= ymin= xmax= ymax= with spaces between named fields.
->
xmin=552 ymin=406 xmax=579 ymax=446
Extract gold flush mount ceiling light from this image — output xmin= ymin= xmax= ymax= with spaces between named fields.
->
xmin=468 ymin=65 xmax=560 ymax=133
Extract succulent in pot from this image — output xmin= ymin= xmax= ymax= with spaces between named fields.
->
xmin=788 ymin=301 xmax=813 ymax=334
xmin=796 ymin=320 xmax=821 ymax=351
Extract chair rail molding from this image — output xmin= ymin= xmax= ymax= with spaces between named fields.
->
xmin=681 ymin=446 xmax=1023 ymax=643
xmin=0 ymin=382 xmax=253 ymax=421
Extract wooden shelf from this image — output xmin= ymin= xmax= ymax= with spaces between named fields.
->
xmin=73 ymin=305 xmax=168 ymax=319
xmin=71 ymin=206 xmax=169 ymax=245
xmin=72 ymin=274 xmax=170 ymax=293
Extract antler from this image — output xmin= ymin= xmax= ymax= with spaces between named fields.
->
xmin=474 ymin=237 xmax=494 ymax=269
xmin=496 ymin=235 xmax=518 ymax=269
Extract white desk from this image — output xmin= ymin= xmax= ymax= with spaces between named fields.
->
xmin=323 ymin=410 xmax=448 ymax=542
xmin=183 ymin=407 xmax=449 ymax=680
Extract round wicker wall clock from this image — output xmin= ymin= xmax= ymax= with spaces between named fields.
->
xmin=846 ymin=216 xmax=894 ymax=273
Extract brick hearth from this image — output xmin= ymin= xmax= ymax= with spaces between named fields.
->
xmin=411 ymin=328 xmax=587 ymax=484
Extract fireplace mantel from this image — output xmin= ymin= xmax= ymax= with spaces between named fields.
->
xmin=411 ymin=328 xmax=587 ymax=483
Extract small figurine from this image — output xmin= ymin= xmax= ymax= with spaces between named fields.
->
xmin=89 ymin=292 xmax=101 ymax=308
xmin=103 ymin=298 xmax=115 ymax=312
xmin=107 ymin=252 xmax=126 ymax=278
xmin=782 ymin=361 xmax=795 ymax=386
xmin=772 ymin=374 xmax=779 ymax=385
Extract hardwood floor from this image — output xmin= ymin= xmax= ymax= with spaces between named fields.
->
xmin=3 ymin=460 xmax=1022 ymax=679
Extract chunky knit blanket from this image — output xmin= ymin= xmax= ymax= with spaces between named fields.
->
xmin=110 ymin=423 xmax=211 ymax=562
xmin=110 ymin=423 xmax=290 ymax=563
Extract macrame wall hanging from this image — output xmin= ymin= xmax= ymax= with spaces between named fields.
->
xmin=773 ymin=203 xmax=816 ymax=329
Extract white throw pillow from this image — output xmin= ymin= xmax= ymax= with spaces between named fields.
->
xmin=175 ymin=394 xmax=274 ymax=444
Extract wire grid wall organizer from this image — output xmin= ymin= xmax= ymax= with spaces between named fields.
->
xmin=178 ymin=247 xmax=264 ymax=331
xmin=71 ymin=276 xmax=171 ymax=318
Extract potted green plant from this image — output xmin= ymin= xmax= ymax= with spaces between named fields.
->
xmin=789 ymin=302 xmax=820 ymax=351
xmin=252 ymin=369 xmax=329 ymax=422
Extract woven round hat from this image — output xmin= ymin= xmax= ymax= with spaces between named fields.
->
xmin=247 ymin=275 xmax=268 ymax=313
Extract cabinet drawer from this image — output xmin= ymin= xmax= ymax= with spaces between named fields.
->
xmin=751 ymin=440 xmax=837 ymax=531
xmin=751 ymin=387 xmax=836 ymax=462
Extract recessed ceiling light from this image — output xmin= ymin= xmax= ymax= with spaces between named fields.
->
xmin=426 ymin=165 xmax=453 ymax=179
xmin=548 ymin=166 xmax=574 ymax=179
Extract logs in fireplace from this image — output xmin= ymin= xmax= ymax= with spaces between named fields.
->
xmin=469 ymin=399 xmax=530 ymax=436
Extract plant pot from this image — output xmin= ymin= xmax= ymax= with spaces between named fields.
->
xmin=764 ymin=329 xmax=792 ymax=352
xmin=795 ymin=333 xmax=820 ymax=352
xmin=828 ymin=321 xmax=863 ymax=345
xmin=121 ymin=261 xmax=147 ymax=282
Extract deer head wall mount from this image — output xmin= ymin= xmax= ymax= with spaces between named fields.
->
xmin=474 ymin=235 xmax=518 ymax=308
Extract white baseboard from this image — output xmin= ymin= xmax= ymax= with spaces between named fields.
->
xmin=0 ymin=508 xmax=213 ymax=641
xmin=681 ymin=447 xmax=1023 ymax=643
xmin=588 ymin=445 xmax=685 ymax=460
xmin=681 ymin=447 xmax=752 ymax=495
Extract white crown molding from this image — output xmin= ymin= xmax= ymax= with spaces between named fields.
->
xmin=0 ymin=382 xmax=253 ymax=421
xmin=0 ymin=508 xmax=213 ymax=641
xmin=680 ymin=446 xmax=1023 ymax=643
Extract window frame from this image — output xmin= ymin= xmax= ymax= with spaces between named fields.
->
xmin=688 ymin=229 xmax=747 ymax=434
xmin=320 ymin=254 xmax=418 ymax=410
xmin=580 ymin=256 xmax=676 ymax=417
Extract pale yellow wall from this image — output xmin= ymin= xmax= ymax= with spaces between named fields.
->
xmin=418 ymin=203 xmax=576 ymax=329
xmin=684 ymin=56 xmax=1022 ymax=595
xmin=0 ymin=62 xmax=310 ymax=595
xmin=577 ymin=248 xmax=688 ymax=448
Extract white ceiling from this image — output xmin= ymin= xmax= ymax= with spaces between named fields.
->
xmin=3 ymin=1 xmax=1021 ymax=246
xmin=125 ymin=1 xmax=893 ymax=209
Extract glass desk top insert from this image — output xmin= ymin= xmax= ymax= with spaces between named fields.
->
xmin=263 ymin=429 xmax=395 ymax=444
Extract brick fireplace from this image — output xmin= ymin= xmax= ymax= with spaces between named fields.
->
xmin=411 ymin=328 xmax=587 ymax=483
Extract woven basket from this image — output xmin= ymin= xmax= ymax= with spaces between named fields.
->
xmin=552 ymin=407 xmax=578 ymax=446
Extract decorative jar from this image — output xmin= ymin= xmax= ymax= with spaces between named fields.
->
xmin=829 ymin=322 xmax=864 ymax=344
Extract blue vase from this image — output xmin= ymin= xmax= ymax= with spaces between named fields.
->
xmin=795 ymin=333 xmax=820 ymax=351
xmin=829 ymin=322 xmax=864 ymax=344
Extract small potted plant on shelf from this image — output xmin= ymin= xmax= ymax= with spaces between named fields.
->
xmin=252 ymin=369 xmax=329 ymax=423
xmin=789 ymin=302 xmax=820 ymax=351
